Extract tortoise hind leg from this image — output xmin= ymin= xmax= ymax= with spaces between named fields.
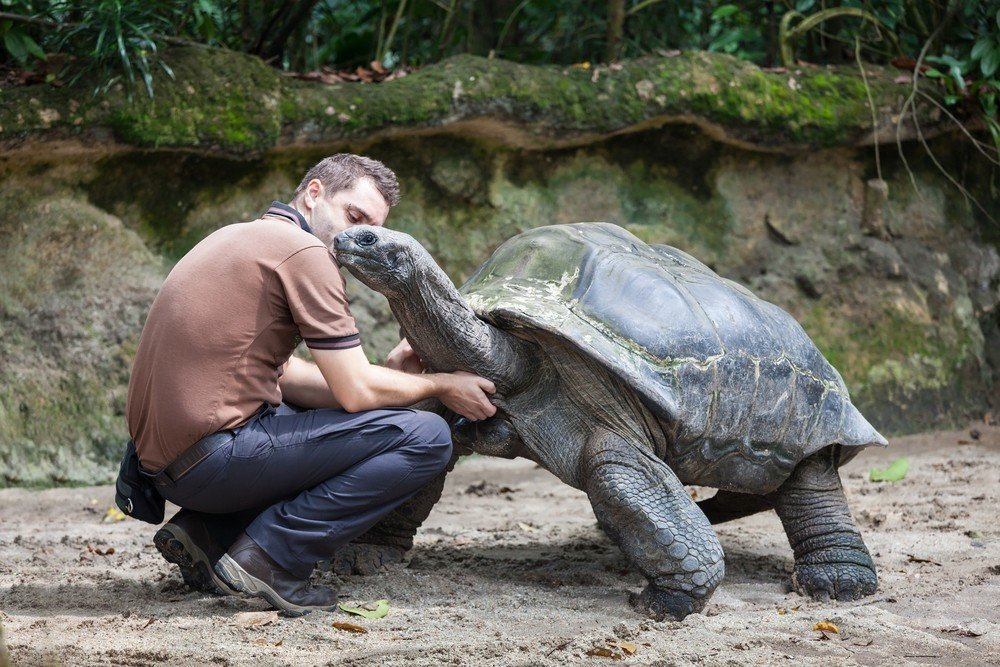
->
xmin=582 ymin=430 xmax=725 ymax=620
xmin=767 ymin=445 xmax=877 ymax=601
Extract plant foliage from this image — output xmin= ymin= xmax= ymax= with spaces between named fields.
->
xmin=0 ymin=0 xmax=996 ymax=139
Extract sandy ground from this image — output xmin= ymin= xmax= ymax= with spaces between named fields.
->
xmin=1 ymin=423 xmax=998 ymax=667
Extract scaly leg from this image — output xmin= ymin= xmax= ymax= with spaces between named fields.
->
xmin=581 ymin=430 xmax=725 ymax=620
xmin=767 ymin=446 xmax=877 ymax=601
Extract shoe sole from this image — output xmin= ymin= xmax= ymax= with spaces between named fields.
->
xmin=154 ymin=524 xmax=236 ymax=596
xmin=214 ymin=554 xmax=337 ymax=617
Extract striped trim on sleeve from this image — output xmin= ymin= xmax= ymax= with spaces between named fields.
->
xmin=303 ymin=333 xmax=361 ymax=350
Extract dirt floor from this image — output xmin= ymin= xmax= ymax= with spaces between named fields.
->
xmin=1 ymin=422 xmax=998 ymax=666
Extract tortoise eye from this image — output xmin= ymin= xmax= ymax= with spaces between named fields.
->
xmin=357 ymin=230 xmax=378 ymax=247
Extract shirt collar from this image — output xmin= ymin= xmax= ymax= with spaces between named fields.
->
xmin=264 ymin=201 xmax=313 ymax=236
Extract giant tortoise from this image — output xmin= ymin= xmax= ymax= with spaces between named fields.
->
xmin=334 ymin=222 xmax=886 ymax=620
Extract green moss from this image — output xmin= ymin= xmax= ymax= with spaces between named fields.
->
xmin=0 ymin=48 xmax=940 ymax=155
xmin=0 ymin=183 xmax=163 ymax=487
xmin=108 ymin=47 xmax=282 ymax=154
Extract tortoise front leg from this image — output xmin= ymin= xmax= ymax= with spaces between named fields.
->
xmin=767 ymin=446 xmax=877 ymax=601
xmin=581 ymin=431 xmax=725 ymax=620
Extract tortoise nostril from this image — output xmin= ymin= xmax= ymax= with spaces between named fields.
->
xmin=356 ymin=230 xmax=378 ymax=247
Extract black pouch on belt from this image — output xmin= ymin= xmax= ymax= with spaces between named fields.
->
xmin=114 ymin=440 xmax=165 ymax=524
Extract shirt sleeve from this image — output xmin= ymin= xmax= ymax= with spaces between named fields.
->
xmin=273 ymin=246 xmax=361 ymax=350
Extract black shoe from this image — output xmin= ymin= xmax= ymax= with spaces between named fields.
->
xmin=214 ymin=533 xmax=338 ymax=616
xmin=154 ymin=510 xmax=238 ymax=596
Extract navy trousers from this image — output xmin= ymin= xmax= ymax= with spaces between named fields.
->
xmin=153 ymin=403 xmax=452 ymax=579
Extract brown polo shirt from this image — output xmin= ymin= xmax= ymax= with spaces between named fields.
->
xmin=126 ymin=202 xmax=361 ymax=471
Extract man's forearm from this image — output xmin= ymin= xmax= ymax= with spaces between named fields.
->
xmin=278 ymin=356 xmax=343 ymax=409
xmin=339 ymin=364 xmax=449 ymax=413
xmin=311 ymin=346 xmax=496 ymax=420
xmin=281 ymin=352 xmax=441 ymax=411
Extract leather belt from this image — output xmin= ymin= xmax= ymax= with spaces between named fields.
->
xmin=162 ymin=430 xmax=236 ymax=482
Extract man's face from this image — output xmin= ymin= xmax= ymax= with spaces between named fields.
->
xmin=305 ymin=177 xmax=391 ymax=244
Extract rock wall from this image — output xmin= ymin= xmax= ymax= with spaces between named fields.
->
xmin=0 ymin=49 xmax=997 ymax=486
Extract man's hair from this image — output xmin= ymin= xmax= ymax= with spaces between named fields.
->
xmin=293 ymin=154 xmax=401 ymax=207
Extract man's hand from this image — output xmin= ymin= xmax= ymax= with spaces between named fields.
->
xmin=384 ymin=338 xmax=424 ymax=374
xmin=434 ymin=371 xmax=497 ymax=421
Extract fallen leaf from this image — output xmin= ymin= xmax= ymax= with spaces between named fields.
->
xmin=338 ymin=599 xmax=389 ymax=619
xmin=234 ymin=611 xmax=280 ymax=627
xmin=612 ymin=640 xmax=637 ymax=655
xmin=103 ymin=507 xmax=126 ymax=523
xmin=332 ymin=621 xmax=367 ymax=633
xmin=518 ymin=522 xmax=539 ymax=533
xmin=870 ymin=457 xmax=909 ymax=482
xmin=813 ymin=621 xmax=840 ymax=634
xmin=941 ymin=626 xmax=983 ymax=637
xmin=586 ymin=646 xmax=621 ymax=659
xmin=142 ymin=617 xmax=156 ymax=630
xmin=907 ymin=554 xmax=942 ymax=566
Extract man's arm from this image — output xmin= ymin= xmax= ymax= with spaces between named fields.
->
xmin=285 ymin=346 xmax=496 ymax=421
xmin=279 ymin=355 xmax=344 ymax=409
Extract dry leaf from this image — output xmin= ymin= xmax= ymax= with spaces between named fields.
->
xmin=813 ymin=621 xmax=840 ymax=634
xmin=941 ymin=626 xmax=983 ymax=637
xmin=518 ymin=522 xmax=539 ymax=533
xmin=332 ymin=621 xmax=367 ymax=633
xmin=907 ymin=555 xmax=942 ymax=566
xmin=612 ymin=640 xmax=637 ymax=655
xmin=586 ymin=646 xmax=621 ymax=659
xmin=234 ymin=611 xmax=280 ymax=627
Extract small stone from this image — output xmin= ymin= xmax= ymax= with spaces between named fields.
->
xmin=635 ymin=79 xmax=654 ymax=101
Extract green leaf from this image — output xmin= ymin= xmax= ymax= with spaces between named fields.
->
xmin=338 ymin=599 xmax=389 ymax=619
xmin=3 ymin=29 xmax=27 ymax=62
xmin=711 ymin=4 xmax=740 ymax=20
xmin=971 ymin=38 xmax=992 ymax=61
xmin=982 ymin=48 xmax=1000 ymax=78
xmin=870 ymin=457 xmax=910 ymax=483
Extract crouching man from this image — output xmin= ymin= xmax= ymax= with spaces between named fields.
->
xmin=126 ymin=154 xmax=495 ymax=615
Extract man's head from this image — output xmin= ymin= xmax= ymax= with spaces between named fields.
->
xmin=290 ymin=154 xmax=400 ymax=244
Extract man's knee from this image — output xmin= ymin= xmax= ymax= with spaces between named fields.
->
xmin=401 ymin=411 xmax=452 ymax=467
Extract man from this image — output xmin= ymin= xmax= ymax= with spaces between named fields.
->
xmin=126 ymin=154 xmax=496 ymax=616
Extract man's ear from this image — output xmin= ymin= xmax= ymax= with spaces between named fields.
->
xmin=304 ymin=179 xmax=324 ymax=210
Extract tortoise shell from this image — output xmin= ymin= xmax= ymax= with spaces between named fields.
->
xmin=461 ymin=223 xmax=886 ymax=493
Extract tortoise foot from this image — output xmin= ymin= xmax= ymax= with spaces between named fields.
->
xmin=629 ymin=585 xmax=707 ymax=621
xmin=792 ymin=559 xmax=877 ymax=602
xmin=329 ymin=543 xmax=406 ymax=576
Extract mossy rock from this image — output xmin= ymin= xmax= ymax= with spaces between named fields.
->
xmin=0 ymin=182 xmax=165 ymax=486
xmin=0 ymin=48 xmax=946 ymax=158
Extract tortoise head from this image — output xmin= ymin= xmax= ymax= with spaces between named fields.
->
xmin=334 ymin=225 xmax=430 ymax=298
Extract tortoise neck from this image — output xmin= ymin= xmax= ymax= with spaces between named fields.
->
xmin=389 ymin=261 xmax=532 ymax=396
